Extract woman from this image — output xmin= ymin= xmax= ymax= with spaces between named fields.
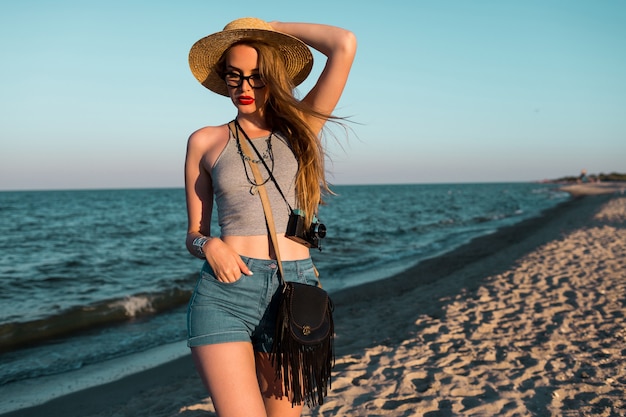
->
xmin=184 ymin=17 xmax=356 ymax=417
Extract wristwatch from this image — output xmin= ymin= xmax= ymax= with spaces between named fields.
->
xmin=192 ymin=236 xmax=211 ymax=257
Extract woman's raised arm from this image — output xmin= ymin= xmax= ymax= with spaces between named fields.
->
xmin=270 ymin=21 xmax=357 ymax=133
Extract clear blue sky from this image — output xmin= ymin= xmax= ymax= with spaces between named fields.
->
xmin=1 ymin=0 xmax=624 ymax=190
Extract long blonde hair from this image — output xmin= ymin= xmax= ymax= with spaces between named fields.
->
xmin=218 ymin=40 xmax=337 ymax=227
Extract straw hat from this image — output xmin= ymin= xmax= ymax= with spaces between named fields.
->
xmin=189 ymin=17 xmax=314 ymax=96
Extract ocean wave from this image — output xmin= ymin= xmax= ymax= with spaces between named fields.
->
xmin=0 ymin=287 xmax=191 ymax=353
xmin=109 ymin=296 xmax=156 ymax=317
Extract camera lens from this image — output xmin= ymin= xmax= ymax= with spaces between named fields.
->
xmin=313 ymin=223 xmax=327 ymax=239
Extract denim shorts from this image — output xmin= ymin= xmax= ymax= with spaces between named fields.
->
xmin=187 ymin=256 xmax=319 ymax=352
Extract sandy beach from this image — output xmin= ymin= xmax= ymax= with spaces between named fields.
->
xmin=4 ymin=185 xmax=625 ymax=417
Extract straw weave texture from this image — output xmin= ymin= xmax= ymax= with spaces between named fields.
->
xmin=189 ymin=18 xmax=313 ymax=96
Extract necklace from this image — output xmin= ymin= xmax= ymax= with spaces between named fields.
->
xmin=234 ymin=123 xmax=275 ymax=194
xmin=235 ymin=133 xmax=273 ymax=164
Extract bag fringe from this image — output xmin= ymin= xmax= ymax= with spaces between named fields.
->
xmin=271 ymin=286 xmax=335 ymax=407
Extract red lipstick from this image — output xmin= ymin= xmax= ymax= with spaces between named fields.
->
xmin=238 ymin=96 xmax=254 ymax=105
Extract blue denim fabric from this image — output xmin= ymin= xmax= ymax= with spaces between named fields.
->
xmin=187 ymin=256 xmax=318 ymax=352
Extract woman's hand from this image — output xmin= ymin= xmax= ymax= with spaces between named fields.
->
xmin=203 ymin=238 xmax=253 ymax=283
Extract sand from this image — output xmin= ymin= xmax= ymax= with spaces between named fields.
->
xmin=559 ymin=181 xmax=626 ymax=197
xmin=4 ymin=185 xmax=625 ymax=417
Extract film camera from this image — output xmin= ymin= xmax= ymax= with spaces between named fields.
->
xmin=285 ymin=209 xmax=326 ymax=250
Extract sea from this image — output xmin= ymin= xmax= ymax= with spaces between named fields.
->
xmin=0 ymin=183 xmax=570 ymax=412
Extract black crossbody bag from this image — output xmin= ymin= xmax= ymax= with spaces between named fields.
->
xmin=230 ymin=121 xmax=334 ymax=407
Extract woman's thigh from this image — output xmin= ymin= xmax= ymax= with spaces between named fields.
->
xmin=191 ymin=344 xmax=304 ymax=417
xmin=191 ymin=342 xmax=266 ymax=417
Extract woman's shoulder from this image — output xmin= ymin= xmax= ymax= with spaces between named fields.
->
xmin=189 ymin=124 xmax=229 ymax=140
xmin=187 ymin=124 xmax=230 ymax=151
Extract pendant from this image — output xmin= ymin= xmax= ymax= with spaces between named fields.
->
xmin=249 ymin=185 xmax=258 ymax=195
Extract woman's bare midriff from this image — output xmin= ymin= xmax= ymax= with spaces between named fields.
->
xmin=222 ymin=235 xmax=311 ymax=261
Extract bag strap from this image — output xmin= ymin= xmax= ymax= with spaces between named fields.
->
xmin=229 ymin=121 xmax=286 ymax=285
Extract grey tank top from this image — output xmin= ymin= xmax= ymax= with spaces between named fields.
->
xmin=211 ymin=129 xmax=298 ymax=236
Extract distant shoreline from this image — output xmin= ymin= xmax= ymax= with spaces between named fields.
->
xmin=558 ymin=181 xmax=626 ymax=197
xmin=3 ymin=179 xmax=625 ymax=194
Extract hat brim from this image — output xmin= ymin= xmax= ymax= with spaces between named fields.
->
xmin=189 ymin=28 xmax=314 ymax=96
